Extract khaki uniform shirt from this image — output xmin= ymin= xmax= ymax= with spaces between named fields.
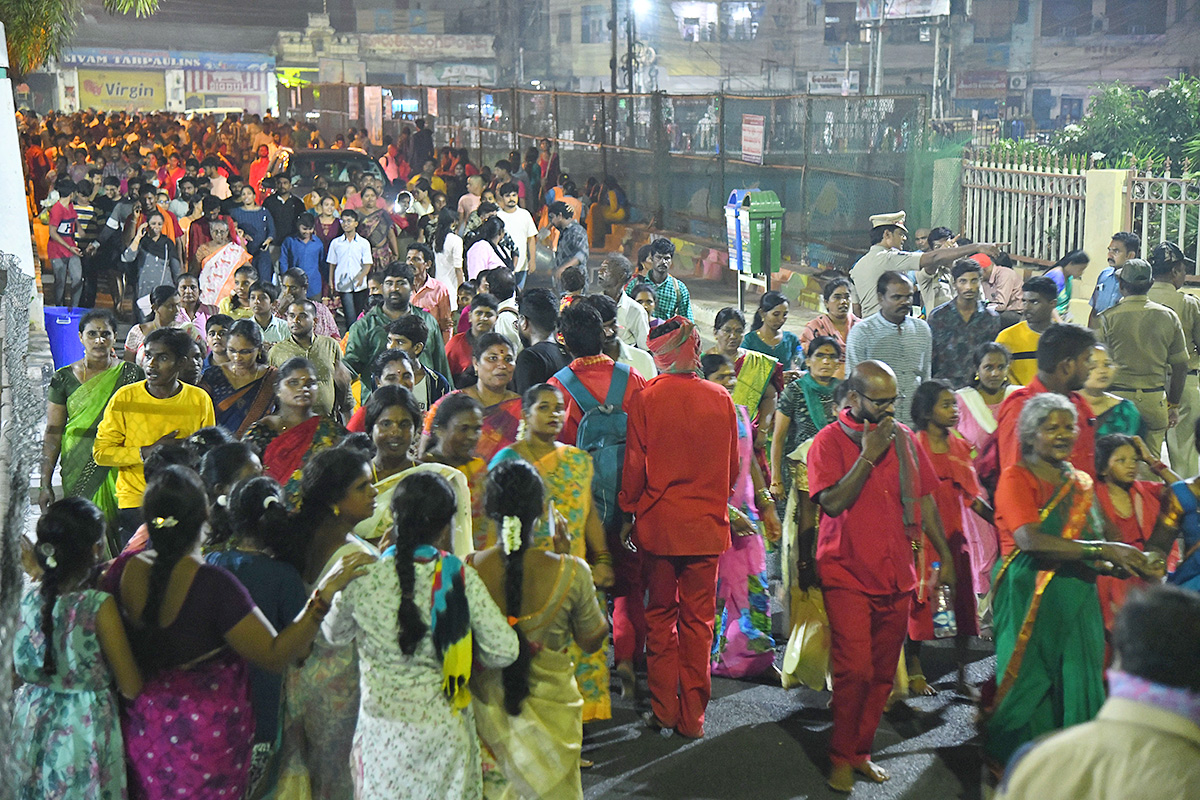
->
xmin=1098 ymin=295 xmax=1188 ymax=390
xmin=1147 ymin=281 xmax=1200 ymax=371
xmin=267 ymin=334 xmax=343 ymax=418
xmin=850 ymin=244 xmax=923 ymax=318
xmin=997 ymin=698 xmax=1200 ymax=800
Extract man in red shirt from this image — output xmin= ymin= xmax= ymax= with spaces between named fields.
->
xmin=808 ymin=360 xmax=954 ymax=792
xmin=550 ymin=302 xmax=647 ymax=445
xmin=552 ymin=302 xmax=648 ymax=683
xmin=47 ymin=178 xmax=83 ymax=306
xmin=619 ymin=317 xmax=737 ymax=739
xmin=995 ymin=323 xmax=1097 ymax=477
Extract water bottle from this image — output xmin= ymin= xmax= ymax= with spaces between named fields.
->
xmin=931 ymin=561 xmax=957 ymax=639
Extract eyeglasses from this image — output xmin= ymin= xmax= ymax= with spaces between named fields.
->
xmin=860 ymin=394 xmax=896 ymax=407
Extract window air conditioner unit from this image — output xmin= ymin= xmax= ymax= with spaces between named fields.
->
xmin=1009 ymin=74 xmax=1027 ymax=90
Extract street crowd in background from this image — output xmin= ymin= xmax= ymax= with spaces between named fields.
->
xmin=9 ymin=108 xmax=1200 ymax=800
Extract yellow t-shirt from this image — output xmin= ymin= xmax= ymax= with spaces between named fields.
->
xmin=218 ymin=296 xmax=254 ymax=320
xmin=995 ymin=320 xmax=1042 ymax=386
xmin=94 ymin=381 xmax=216 ymax=508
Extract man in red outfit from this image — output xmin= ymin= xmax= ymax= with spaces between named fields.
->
xmin=807 ymin=360 xmax=954 ymax=792
xmin=552 ymin=302 xmax=648 ymax=688
xmin=619 ymin=317 xmax=738 ymax=739
xmin=995 ymin=323 xmax=1097 ymax=477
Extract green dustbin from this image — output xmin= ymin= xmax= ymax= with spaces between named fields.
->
xmin=737 ymin=191 xmax=784 ymax=275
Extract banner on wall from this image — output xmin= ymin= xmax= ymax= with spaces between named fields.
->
xmin=77 ymin=69 xmax=165 ymax=111
xmin=414 ymin=62 xmax=496 ymax=86
xmin=741 ymin=114 xmax=764 ymax=165
xmin=364 ymin=86 xmax=383 ymax=145
xmin=183 ymin=71 xmax=268 ymax=113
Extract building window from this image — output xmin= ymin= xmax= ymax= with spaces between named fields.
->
xmin=1107 ymin=0 xmax=1165 ymax=34
xmin=559 ymin=11 xmax=573 ymax=43
xmin=973 ymin=0 xmax=1017 ymax=42
xmin=824 ymin=1 xmax=857 ymax=43
xmin=719 ymin=1 xmax=762 ymax=41
xmin=1040 ymin=0 xmax=1092 ymax=37
xmin=673 ymin=1 xmax=719 ymax=41
xmin=581 ymin=5 xmax=606 ymax=43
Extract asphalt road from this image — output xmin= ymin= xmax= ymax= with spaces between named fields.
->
xmin=582 ymin=640 xmax=996 ymax=800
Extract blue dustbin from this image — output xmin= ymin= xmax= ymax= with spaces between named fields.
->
xmin=44 ymin=306 xmax=85 ymax=369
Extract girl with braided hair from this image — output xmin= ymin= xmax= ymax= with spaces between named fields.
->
xmin=322 ymin=470 xmax=518 ymax=798
xmin=10 ymin=497 xmax=141 ymax=800
xmin=99 ymin=465 xmax=372 ymax=800
xmin=470 ymin=459 xmax=609 ymax=799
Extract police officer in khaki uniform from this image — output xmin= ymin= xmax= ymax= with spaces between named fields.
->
xmin=849 ymin=211 xmax=1002 ymax=319
xmin=1148 ymin=242 xmax=1200 ymax=475
xmin=1098 ymin=258 xmax=1189 ymax=460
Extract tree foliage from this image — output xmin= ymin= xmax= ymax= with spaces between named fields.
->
xmin=0 ymin=0 xmax=159 ymax=78
xmin=1055 ymin=77 xmax=1200 ymax=168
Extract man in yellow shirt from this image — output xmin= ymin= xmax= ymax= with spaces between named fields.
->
xmin=95 ymin=327 xmax=215 ymax=544
xmin=995 ymin=276 xmax=1057 ymax=386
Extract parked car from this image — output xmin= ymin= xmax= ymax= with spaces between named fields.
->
xmin=266 ymin=148 xmax=385 ymax=199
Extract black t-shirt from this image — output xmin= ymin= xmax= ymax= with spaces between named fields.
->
xmin=514 ymin=339 xmax=572 ymax=393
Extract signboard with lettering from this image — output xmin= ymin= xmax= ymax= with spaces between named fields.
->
xmin=955 ymin=70 xmax=1007 ymax=98
xmin=856 ymin=0 xmax=949 ymax=20
xmin=360 ymin=34 xmax=494 ymax=61
xmin=63 ymin=49 xmax=273 ymax=72
xmin=78 ymin=69 xmax=166 ymax=111
xmin=414 ymin=62 xmax=497 ymax=86
xmin=808 ymin=70 xmax=860 ymax=95
xmin=741 ymin=114 xmax=765 ymax=165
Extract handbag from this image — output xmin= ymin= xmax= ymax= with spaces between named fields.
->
xmin=780 ymin=586 xmax=831 ymax=691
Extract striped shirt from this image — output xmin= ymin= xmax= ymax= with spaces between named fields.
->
xmin=844 ymin=312 xmax=932 ymax=426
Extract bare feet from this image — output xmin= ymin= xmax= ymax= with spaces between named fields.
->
xmin=908 ymin=675 xmax=937 ymax=696
xmin=615 ymin=661 xmax=637 ymax=699
xmin=853 ymin=760 xmax=890 ymax=783
xmin=827 ymin=764 xmax=855 ymax=793
xmin=956 ymin=679 xmax=982 ymax=703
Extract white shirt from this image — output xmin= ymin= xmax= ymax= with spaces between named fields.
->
xmin=496 ymin=206 xmax=538 ymax=273
xmin=434 ymin=231 xmax=463 ymax=304
xmin=327 ymin=233 xmax=373 ymax=293
xmin=616 ymin=292 xmax=651 ymax=349
xmin=494 ymin=297 xmax=523 ymax=356
xmin=618 ymin=341 xmax=657 ymax=380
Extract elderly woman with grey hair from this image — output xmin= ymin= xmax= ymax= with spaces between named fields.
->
xmin=984 ymin=391 xmax=1158 ymax=772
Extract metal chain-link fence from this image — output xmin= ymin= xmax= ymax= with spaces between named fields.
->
xmin=285 ymin=86 xmax=927 ymax=270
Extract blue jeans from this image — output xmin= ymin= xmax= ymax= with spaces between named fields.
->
xmin=340 ymin=290 xmax=367 ymax=325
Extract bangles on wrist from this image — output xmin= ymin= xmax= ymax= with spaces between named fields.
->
xmin=306 ymin=590 xmax=332 ymax=619
xmin=1079 ymin=542 xmax=1104 ymax=561
xmin=593 ymin=551 xmax=613 ymax=567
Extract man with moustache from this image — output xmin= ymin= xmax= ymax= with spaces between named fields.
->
xmin=807 ymin=359 xmax=954 ymax=793
xmin=344 ymin=261 xmax=450 ymax=395
xmin=1088 ymin=231 xmax=1141 ymax=327
xmin=845 ymin=271 xmax=932 ymax=426
xmin=995 ymin=322 xmax=1099 ymax=476
xmin=928 ymin=258 xmax=1003 ymax=388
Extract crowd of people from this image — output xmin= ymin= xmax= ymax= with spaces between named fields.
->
xmin=11 ymin=105 xmax=1200 ymax=800
xmin=24 ymin=109 xmax=635 ymax=322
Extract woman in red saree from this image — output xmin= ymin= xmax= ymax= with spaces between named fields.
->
xmin=985 ymin=394 xmax=1158 ymax=769
xmin=1093 ymin=433 xmax=1176 ymax=634
xmin=421 ymin=331 xmax=521 ymax=464
xmin=243 ymin=357 xmax=345 ymax=507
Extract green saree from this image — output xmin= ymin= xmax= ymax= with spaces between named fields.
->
xmin=984 ymin=466 xmax=1107 ymax=768
xmin=54 ymin=361 xmax=143 ymax=555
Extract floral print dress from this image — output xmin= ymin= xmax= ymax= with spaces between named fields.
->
xmin=321 ymin=556 xmax=518 ymax=800
xmin=9 ymin=587 xmax=126 ymax=800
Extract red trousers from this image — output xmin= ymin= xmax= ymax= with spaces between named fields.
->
xmin=613 ymin=547 xmax=647 ymax=664
xmin=642 ymin=552 xmax=720 ymax=738
xmin=824 ymin=587 xmax=912 ymax=765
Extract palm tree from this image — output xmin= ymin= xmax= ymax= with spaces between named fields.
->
xmin=0 ymin=0 xmax=160 ymax=79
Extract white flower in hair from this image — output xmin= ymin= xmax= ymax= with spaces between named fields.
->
xmin=501 ymin=516 xmax=523 ymax=555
